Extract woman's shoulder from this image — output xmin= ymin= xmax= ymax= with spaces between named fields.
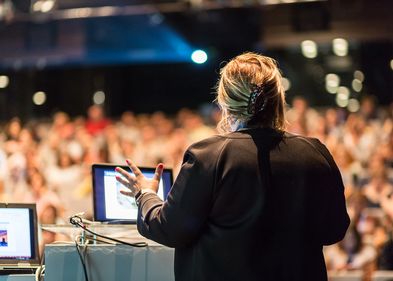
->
xmin=186 ymin=134 xmax=229 ymax=154
xmin=283 ymin=132 xmax=327 ymax=151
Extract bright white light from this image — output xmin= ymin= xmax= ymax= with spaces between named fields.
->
xmin=336 ymin=93 xmax=349 ymax=108
xmin=337 ymin=86 xmax=350 ymax=98
xmin=347 ymin=98 xmax=360 ymax=112
xmin=41 ymin=0 xmax=55 ymax=12
xmin=93 ymin=91 xmax=105 ymax=105
xmin=32 ymin=0 xmax=43 ymax=12
xmin=332 ymin=38 xmax=348 ymax=57
xmin=352 ymin=79 xmax=363 ymax=92
xmin=325 ymin=74 xmax=340 ymax=87
xmin=33 ymin=0 xmax=55 ymax=13
xmin=0 ymin=75 xmax=9 ymax=88
xmin=326 ymin=85 xmax=338 ymax=94
xmin=325 ymin=73 xmax=340 ymax=94
xmin=191 ymin=50 xmax=208 ymax=64
xmin=301 ymin=40 xmax=318 ymax=59
xmin=33 ymin=91 xmax=46 ymax=105
xmin=354 ymin=70 xmax=364 ymax=82
xmin=281 ymin=77 xmax=291 ymax=91
xmin=390 ymin=59 xmax=393 ymax=70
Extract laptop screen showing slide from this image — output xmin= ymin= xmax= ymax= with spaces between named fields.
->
xmin=92 ymin=163 xmax=173 ymax=223
xmin=0 ymin=203 xmax=39 ymax=271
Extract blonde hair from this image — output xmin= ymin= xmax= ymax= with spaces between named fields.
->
xmin=216 ymin=52 xmax=286 ymax=133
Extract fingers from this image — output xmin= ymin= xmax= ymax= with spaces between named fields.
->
xmin=126 ymin=159 xmax=142 ymax=178
xmin=115 ymin=175 xmax=130 ymax=188
xmin=153 ymin=163 xmax=164 ymax=182
xmin=119 ymin=190 xmax=134 ymax=197
xmin=115 ymin=166 xmax=135 ymax=182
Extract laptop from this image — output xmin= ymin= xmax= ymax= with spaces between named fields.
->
xmin=0 ymin=203 xmax=40 ymax=275
xmin=92 ymin=163 xmax=173 ymax=223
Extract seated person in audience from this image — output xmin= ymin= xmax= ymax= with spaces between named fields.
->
xmin=378 ymin=193 xmax=393 ymax=270
xmin=362 ymin=166 xmax=393 ymax=208
xmin=85 ymin=105 xmax=111 ymax=136
xmin=325 ymin=223 xmax=376 ymax=271
xmin=39 ymin=203 xmax=64 ymax=255
xmin=23 ymin=168 xmax=63 ymax=219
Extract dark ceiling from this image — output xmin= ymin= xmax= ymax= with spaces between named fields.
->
xmin=0 ymin=0 xmax=391 ymax=120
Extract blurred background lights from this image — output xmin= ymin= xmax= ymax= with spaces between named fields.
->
xmin=41 ymin=0 xmax=55 ymax=13
xmin=301 ymin=40 xmax=318 ymax=59
xmin=281 ymin=77 xmax=291 ymax=91
xmin=336 ymin=92 xmax=349 ymax=107
xmin=33 ymin=91 xmax=46 ymax=105
xmin=337 ymin=86 xmax=350 ymax=98
xmin=325 ymin=73 xmax=340 ymax=94
xmin=33 ymin=0 xmax=55 ymax=13
xmin=354 ymin=70 xmax=365 ymax=82
xmin=93 ymin=90 xmax=106 ymax=105
xmin=352 ymin=79 xmax=363 ymax=92
xmin=390 ymin=59 xmax=393 ymax=70
xmin=32 ymin=1 xmax=43 ymax=12
xmin=191 ymin=50 xmax=208 ymax=64
xmin=347 ymin=98 xmax=360 ymax=113
xmin=0 ymin=75 xmax=9 ymax=88
xmin=332 ymin=38 xmax=348 ymax=57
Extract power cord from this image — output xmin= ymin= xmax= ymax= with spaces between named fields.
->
xmin=69 ymin=214 xmax=148 ymax=281
xmin=69 ymin=215 xmax=148 ymax=248
xmin=75 ymin=238 xmax=89 ymax=281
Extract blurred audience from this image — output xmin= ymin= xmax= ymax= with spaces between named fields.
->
xmin=0 ymin=96 xmax=392 ymax=278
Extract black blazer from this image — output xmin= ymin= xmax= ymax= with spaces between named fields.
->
xmin=137 ymin=128 xmax=350 ymax=281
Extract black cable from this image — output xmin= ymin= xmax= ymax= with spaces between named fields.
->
xmin=83 ymin=234 xmax=119 ymax=245
xmin=75 ymin=240 xmax=89 ymax=281
xmin=69 ymin=216 xmax=148 ymax=248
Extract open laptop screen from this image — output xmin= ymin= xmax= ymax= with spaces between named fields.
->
xmin=0 ymin=203 xmax=39 ymax=265
xmin=92 ymin=163 xmax=173 ymax=223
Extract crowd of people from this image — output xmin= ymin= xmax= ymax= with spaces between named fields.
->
xmin=0 ymin=96 xmax=392 ymax=278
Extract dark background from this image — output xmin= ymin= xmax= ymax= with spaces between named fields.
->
xmin=0 ymin=0 xmax=392 ymax=120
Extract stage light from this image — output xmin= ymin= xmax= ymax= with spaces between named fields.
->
xmin=93 ymin=91 xmax=105 ymax=105
xmin=353 ymin=70 xmax=364 ymax=82
xmin=336 ymin=92 xmax=349 ymax=108
xmin=33 ymin=91 xmax=46 ymax=105
xmin=41 ymin=0 xmax=55 ymax=12
xmin=347 ymin=98 xmax=360 ymax=113
xmin=337 ymin=86 xmax=350 ymax=98
xmin=325 ymin=73 xmax=340 ymax=94
xmin=352 ymin=79 xmax=362 ymax=92
xmin=0 ymin=75 xmax=9 ymax=88
xmin=325 ymin=73 xmax=340 ymax=87
xmin=32 ymin=0 xmax=55 ymax=13
xmin=191 ymin=50 xmax=208 ymax=64
xmin=281 ymin=77 xmax=291 ymax=91
xmin=301 ymin=40 xmax=317 ymax=59
xmin=32 ymin=0 xmax=43 ymax=12
xmin=332 ymin=38 xmax=348 ymax=57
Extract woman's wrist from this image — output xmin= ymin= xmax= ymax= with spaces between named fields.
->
xmin=135 ymin=188 xmax=157 ymax=203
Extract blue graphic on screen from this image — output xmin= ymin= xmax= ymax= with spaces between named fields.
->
xmin=0 ymin=208 xmax=33 ymax=260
